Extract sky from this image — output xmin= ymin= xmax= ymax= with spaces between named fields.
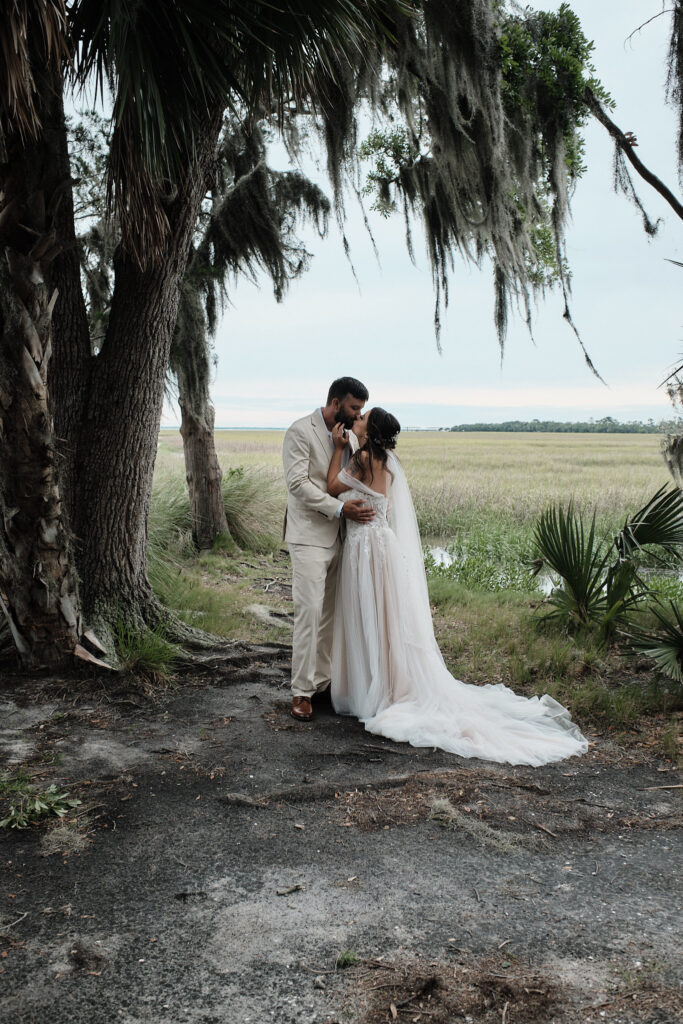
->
xmin=162 ymin=0 xmax=683 ymax=430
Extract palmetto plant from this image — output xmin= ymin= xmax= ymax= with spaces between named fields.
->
xmin=532 ymin=485 xmax=683 ymax=637
xmin=615 ymin=485 xmax=683 ymax=560
xmin=621 ymin=601 xmax=683 ymax=683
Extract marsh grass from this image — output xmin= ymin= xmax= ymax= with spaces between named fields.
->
xmin=424 ymin=517 xmax=538 ymax=593
xmin=157 ymin=428 xmax=671 ymax=547
xmin=398 ymin=431 xmax=669 ymax=523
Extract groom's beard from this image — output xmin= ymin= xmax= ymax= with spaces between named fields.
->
xmin=334 ymin=409 xmax=357 ymax=430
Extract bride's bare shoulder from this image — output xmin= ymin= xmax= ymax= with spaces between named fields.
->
xmin=367 ymin=456 xmax=389 ymax=495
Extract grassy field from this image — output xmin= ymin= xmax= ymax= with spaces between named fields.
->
xmin=157 ymin=428 xmax=675 ymax=591
xmin=151 ymin=429 xmax=681 ymax=758
xmin=158 ymin=428 xmax=671 ymax=531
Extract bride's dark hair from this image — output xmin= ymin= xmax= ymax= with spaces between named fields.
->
xmin=351 ymin=407 xmax=401 ymax=484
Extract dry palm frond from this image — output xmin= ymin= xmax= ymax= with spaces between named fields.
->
xmin=0 ymin=0 xmax=70 ymax=146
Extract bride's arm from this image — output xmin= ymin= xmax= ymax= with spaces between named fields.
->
xmin=327 ymin=447 xmax=346 ymax=496
xmin=327 ymin=422 xmax=352 ymax=496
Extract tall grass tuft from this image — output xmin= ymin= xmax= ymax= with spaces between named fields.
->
xmin=220 ymin=467 xmax=282 ymax=552
xmin=423 ymin=517 xmax=538 ymax=593
xmin=115 ymin=618 xmax=180 ymax=682
xmin=148 ymin=465 xmax=283 ymax=596
xmin=148 ymin=474 xmax=196 ymax=595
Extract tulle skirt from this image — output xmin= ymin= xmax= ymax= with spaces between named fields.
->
xmin=331 ymin=522 xmax=588 ymax=767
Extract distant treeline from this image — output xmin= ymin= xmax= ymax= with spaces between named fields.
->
xmin=446 ymin=417 xmax=681 ymax=434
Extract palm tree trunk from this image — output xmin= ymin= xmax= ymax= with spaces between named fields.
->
xmin=179 ymin=395 xmax=230 ymax=551
xmin=173 ymin=276 xmax=231 ymax=550
xmin=72 ymin=107 xmax=225 ymax=627
xmin=45 ymin=83 xmax=92 ymax=518
xmin=0 ymin=75 xmax=82 ymax=666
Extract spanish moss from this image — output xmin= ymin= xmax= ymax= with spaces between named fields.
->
xmin=667 ymin=0 xmax=683 ymax=178
xmin=613 ymin=146 xmax=661 ymax=238
xmin=299 ymin=1 xmax=604 ymax=359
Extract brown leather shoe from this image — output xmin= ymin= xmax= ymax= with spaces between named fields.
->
xmin=291 ymin=696 xmax=313 ymax=721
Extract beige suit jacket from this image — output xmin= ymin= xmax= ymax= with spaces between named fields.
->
xmin=283 ymin=410 xmax=358 ymax=547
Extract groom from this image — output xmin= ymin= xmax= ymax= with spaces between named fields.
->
xmin=283 ymin=377 xmax=375 ymax=721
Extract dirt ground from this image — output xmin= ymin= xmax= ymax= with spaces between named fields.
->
xmin=0 ymin=648 xmax=681 ymax=1024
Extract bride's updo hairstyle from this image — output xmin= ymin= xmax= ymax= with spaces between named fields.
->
xmin=351 ymin=407 xmax=401 ymax=484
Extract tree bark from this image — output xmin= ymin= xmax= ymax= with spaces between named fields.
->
xmin=44 ymin=83 xmax=92 ymax=518
xmin=173 ymin=270 xmax=231 ymax=550
xmin=71 ymin=106 xmax=226 ymax=626
xmin=179 ymin=397 xmax=230 ymax=551
xmin=0 ymin=70 xmax=82 ymax=667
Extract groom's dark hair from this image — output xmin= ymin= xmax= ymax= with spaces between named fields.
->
xmin=327 ymin=376 xmax=369 ymax=404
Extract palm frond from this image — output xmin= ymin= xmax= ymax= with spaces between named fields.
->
xmin=0 ymin=0 xmax=70 ymax=145
xmin=69 ymin=0 xmax=410 ymax=265
xmin=622 ymin=601 xmax=683 ymax=682
xmin=534 ymin=503 xmax=610 ymax=623
xmin=616 ymin=484 xmax=683 ymax=561
xmin=540 ymin=585 xmax=605 ymax=630
xmin=197 ymin=123 xmax=331 ymax=321
xmin=605 ymin=559 xmax=644 ymax=616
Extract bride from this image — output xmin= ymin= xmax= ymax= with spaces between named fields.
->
xmin=327 ymin=408 xmax=588 ymax=767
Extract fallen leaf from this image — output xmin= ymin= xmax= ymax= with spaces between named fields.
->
xmin=390 ymin=1003 xmax=398 ymax=1019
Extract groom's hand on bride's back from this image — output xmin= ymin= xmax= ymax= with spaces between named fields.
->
xmin=342 ymin=500 xmax=375 ymax=523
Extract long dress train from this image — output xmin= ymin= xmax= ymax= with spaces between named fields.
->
xmin=331 ymin=455 xmax=588 ymax=767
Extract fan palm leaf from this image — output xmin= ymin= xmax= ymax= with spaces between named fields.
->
xmin=68 ymin=0 xmax=412 ymax=264
xmin=615 ymin=484 xmax=683 ymax=562
xmin=533 ymin=503 xmax=611 ymax=624
xmin=622 ymin=601 xmax=683 ymax=682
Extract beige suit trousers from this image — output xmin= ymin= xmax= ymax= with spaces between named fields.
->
xmin=289 ymin=539 xmax=340 ymax=698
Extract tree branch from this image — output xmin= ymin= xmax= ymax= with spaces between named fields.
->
xmin=625 ymin=9 xmax=674 ymax=47
xmin=584 ymin=86 xmax=683 ymax=222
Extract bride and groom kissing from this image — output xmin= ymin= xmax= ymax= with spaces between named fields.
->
xmin=282 ymin=376 xmax=588 ymax=766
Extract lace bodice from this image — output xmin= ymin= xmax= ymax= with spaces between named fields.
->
xmin=341 ymin=487 xmax=389 ymax=535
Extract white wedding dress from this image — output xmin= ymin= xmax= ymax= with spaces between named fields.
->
xmin=331 ymin=454 xmax=588 ymax=766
